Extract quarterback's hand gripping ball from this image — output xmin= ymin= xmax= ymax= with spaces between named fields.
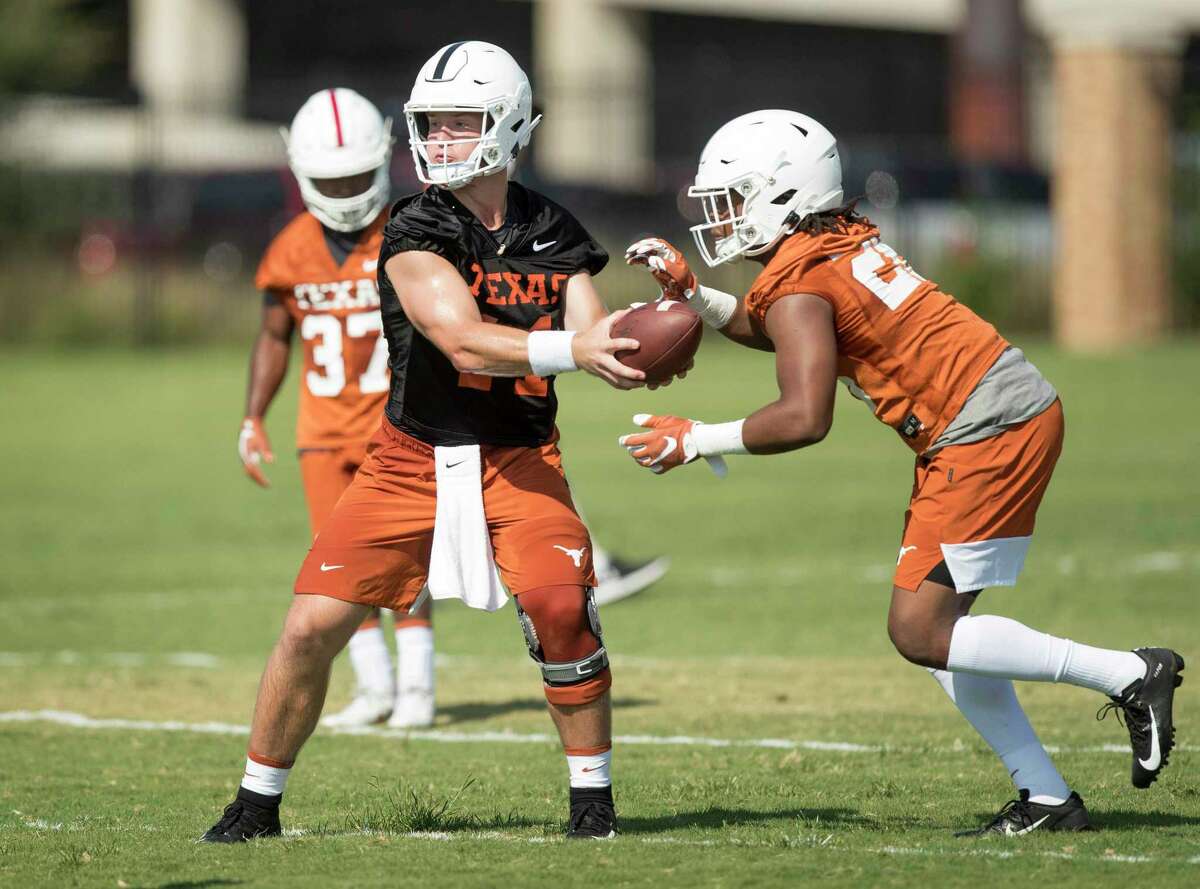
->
xmin=624 ymin=237 xmax=697 ymax=302
xmin=610 ymin=301 xmax=702 ymax=386
xmin=618 ymin=413 xmax=728 ymax=478
xmin=238 ymin=417 xmax=274 ymax=487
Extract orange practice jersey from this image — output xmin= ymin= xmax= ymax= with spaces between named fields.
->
xmin=745 ymin=222 xmax=1009 ymax=454
xmin=255 ymin=212 xmax=388 ymax=449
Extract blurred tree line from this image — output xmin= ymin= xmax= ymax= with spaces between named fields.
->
xmin=0 ymin=0 xmax=115 ymax=98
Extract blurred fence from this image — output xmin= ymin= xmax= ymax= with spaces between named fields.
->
xmin=1 ymin=140 xmax=1197 ymax=347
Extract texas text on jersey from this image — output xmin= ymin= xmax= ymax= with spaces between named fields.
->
xmin=255 ymin=212 xmax=389 ymax=449
xmin=378 ymin=182 xmax=608 ymax=447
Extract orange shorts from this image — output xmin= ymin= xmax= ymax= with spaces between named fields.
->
xmin=297 ymin=442 xmax=369 ymax=536
xmin=294 ymin=420 xmax=595 ymax=611
xmin=894 ymin=399 xmax=1064 ymax=593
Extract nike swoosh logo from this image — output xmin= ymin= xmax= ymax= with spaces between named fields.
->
xmin=445 ymin=460 xmax=466 ymax=469
xmin=654 ymin=436 xmax=678 ymax=465
xmin=581 ymin=765 xmax=604 ymax=772
xmin=897 ymin=545 xmax=918 ymax=565
xmin=362 ymin=259 xmax=378 ymax=272
xmin=320 ymin=563 xmax=345 ymax=572
xmin=1138 ymin=704 xmax=1162 ymax=771
xmin=532 ymin=239 xmax=556 ymax=252
xmin=1008 ymin=814 xmax=1050 ymax=836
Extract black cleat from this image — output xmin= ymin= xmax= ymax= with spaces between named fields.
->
xmin=956 ymin=790 xmax=1092 ymax=837
xmin=200 ymin=787 xmax=282 ymax=843
xmin=567 ymin=786 xmax=617 ymax=840
xmin=1097 ymin=647 xmax=1185 ymax=789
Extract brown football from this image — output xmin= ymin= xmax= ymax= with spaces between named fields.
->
xmin=612 ymin=301 xmax=703 ymax=385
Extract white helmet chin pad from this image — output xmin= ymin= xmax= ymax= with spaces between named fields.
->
xmin=404 ymin=41 xmax=540 ymax=190
xmin=282 ymin=88 xmax=394 ymax=232
xmin=688 ymin=110 xmax=844 ymax=267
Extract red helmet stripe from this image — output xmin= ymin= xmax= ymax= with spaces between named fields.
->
xmin=328 ymin=88 xmax=345 ymax=147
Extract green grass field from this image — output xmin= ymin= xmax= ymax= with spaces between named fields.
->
xmin=1 ymin=339 xmax=1199 ymax=888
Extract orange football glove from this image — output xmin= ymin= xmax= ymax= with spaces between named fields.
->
xmin=238 ymin=417 xmax=274 ymax=487
xmin=619 ymin=413 xmax=729 ymax=477
xmin=624 ymin=237 xmax=697 ymax=302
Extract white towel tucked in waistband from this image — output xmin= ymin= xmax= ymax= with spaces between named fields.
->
xmin=426 ymin=444 xmax=508 ymax=612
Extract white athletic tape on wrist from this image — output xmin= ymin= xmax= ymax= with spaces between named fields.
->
xmin=527 ymin=330 xmax=578 ymax=376
xmin=691 ymin=419 xmax=748 ymax=457
xmin=238 ymin=419 xmax=259 ymax=464
xmin=690 ymin=285 xmax=738 ymax=329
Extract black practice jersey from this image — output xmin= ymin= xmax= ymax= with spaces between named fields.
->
xmin=377 ymin=183 xmax=608 ymax=447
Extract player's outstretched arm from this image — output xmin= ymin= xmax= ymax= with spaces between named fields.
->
xmin=624 ymin=237 xmax=772 ymax=352
xmin=239 ymin=294 xmax=294 ymax=487
xmin=385 ymin=253 xmax=645 ymax=390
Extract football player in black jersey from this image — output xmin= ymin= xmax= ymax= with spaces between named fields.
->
xmin=203 ymin=41 xmax=655 ymax=844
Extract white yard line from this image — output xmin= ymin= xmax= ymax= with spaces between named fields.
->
xmin=10 ymin=809 xmax=1197 ymax=866
xmin=0 ymin=651 xmax=222 ymax=669
xmin=2 ymin=710 xmax=1195 ymax=757
xmin=225 ymin=828 xmax=1193 ymax=863
xmin=872 ymin=844 xmax=1165 ymax=865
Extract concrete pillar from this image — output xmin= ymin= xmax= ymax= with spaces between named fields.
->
xmin=533 ymin=0 xmax=652 ymax=189
xmin=1044 ymin=15 xmax=1182 ymax=350
xmin=130 ymin=0 xmax=246 ymax=115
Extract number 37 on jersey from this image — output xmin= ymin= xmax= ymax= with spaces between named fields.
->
xmin=301 ymin=310 xmax=389 ymax=398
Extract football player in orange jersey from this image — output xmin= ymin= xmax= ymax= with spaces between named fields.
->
xmin=239 ymin=88 xmax=670 ymax=733
xmin=621 ymin=110 xmax=1184 ymax=837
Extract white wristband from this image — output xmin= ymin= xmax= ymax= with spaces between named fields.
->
xmin=690 ymin=285 xmax=738 ymax=329
xmin=692 ymin=419 xmax=748 ymax=456
xmin=527 ymin=330 xmax=578 ymax=376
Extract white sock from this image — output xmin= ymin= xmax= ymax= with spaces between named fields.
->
xmin=947 ymin=614 xmax=1146 ymax=697
xmin=928 ymin=669 xmax=1070 ymax=805
xmin=241 ymin=755 xmax=290 ymax=798
xmin=567 ymin=749 xmax=612 ymax=789
xmin=347 ymin=625 xmax=395 ymax=700
xmin=395 ymin=625 xmax=435 ymax=695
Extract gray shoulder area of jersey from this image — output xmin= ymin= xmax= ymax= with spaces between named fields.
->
xmin=928 ymin=347 xmax=1058 ymax=453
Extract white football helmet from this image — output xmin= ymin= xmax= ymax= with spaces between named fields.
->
xmin=688 ymin=110 xmax=843 ymax=267
xmin=404 ymin=41 xmax=540 ymax=190
xmin=282 ymin=88 xmax=393 ymax=232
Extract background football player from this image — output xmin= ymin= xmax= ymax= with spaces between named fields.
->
xmin=239 ymin=87 xmax=436 ymax=730
xmin=239 ymin=88 xmax=669 ymax=733
xmin=621 ymin=110 xmax=1184 ymax=837
xmin=209 ymin=42 xmax=661 ymax=843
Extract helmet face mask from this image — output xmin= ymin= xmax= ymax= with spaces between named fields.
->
xmin=687 ymin=110 xmax=844 ymax=267
xmin=404 ymin=42 xmax=540 ymax=190
xmin=689 ymin=175 xmax=770 ymax=267
xmin=295 ymin=165 xmax=391 ymax=232
xmin=283 ymin=88 xmax=394 ymax=232
xmin=405 ymin=104 xmax=509 ymax=188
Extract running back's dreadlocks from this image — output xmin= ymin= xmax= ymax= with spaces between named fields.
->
xmin=792 ymin=197 xmax=871 ymax=236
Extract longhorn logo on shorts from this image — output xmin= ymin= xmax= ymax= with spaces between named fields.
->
xmin=553 ymin=545 xmax=588 ymax=568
